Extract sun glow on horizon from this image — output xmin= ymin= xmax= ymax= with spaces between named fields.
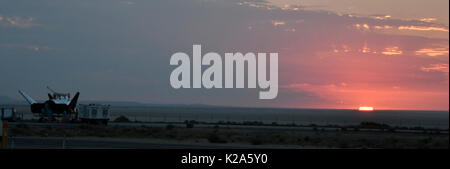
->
xmin=359 ymin=106 xmax=374 ymax=111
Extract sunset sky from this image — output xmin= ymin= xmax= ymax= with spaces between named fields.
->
xmin=0 ymin=0 xmax=448 ymax=110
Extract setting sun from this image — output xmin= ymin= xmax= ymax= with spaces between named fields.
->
xmin=359 ymin=107 xmax=374 ymax=111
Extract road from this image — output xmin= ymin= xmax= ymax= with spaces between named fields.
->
xmin=6 ymin=136 xmax=286 ymax=149
xmin=8 ymin=121 xmax=449 ymax=134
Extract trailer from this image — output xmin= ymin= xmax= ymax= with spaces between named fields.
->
xmin=1 ymin=107 xmax=22 ymax=122
xmin=78 ymin=104 xmax=110 ymax=125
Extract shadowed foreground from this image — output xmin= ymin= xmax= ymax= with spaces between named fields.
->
xmin=5 ymin=123 xmax=448 ymax=149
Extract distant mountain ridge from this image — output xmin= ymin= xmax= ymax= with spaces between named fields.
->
xmin=0 ymin=95 xmax=26 ymax=105
xmin=77 ymin=101 xmax=219 ymax=108
xmin=0 ymin=95 xmax=218 ymax=108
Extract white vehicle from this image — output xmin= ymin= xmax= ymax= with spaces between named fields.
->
xmin=78 ymin=104 xmax=110 ymax=125
xmin=1 ymin=107 xmax=21 ymax=122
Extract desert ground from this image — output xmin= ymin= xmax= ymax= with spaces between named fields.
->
xmin=6 ymin=121 xmax=448 ymax=149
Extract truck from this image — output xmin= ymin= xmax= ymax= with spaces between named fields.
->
xmin=77 ymin=104 xmax=110 ymax=125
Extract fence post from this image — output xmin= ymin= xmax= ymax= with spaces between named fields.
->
xmin=11 ymin=136 xmax=14 ymax=149
xmin=2 ymin=121 xmax=7 ymax=149
xmin=62 ymin=134 xmax=66 ymax=149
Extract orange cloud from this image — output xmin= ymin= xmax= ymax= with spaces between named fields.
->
xmin=421 ymin=64 xmax=449 ymax=73
xmin=419 ymin=18 xmax=437 ymax=23
xmin=354 ymin=24 xmax=371 ymax=31
xmin=280 ymin=4 xmax=300 ymax=11
xmin=280 ymin=83 xmax=311 ymax=89
xmin=382 ymin=46 xmax=403 ymax=55
xmin=361 ymin=43 xmax=372 ymax=53
xmin=415 ymin=48 xmax=449 ymax=57
xmin=373 ymin=25 xmax=393 ymax=30
xmin=398 ymin=26 xmax=449 ymax=32
xmin=373 ymin=15 xmax=391 ymax=20
xmin=271 ymin=20 xmax=285 ymax=27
